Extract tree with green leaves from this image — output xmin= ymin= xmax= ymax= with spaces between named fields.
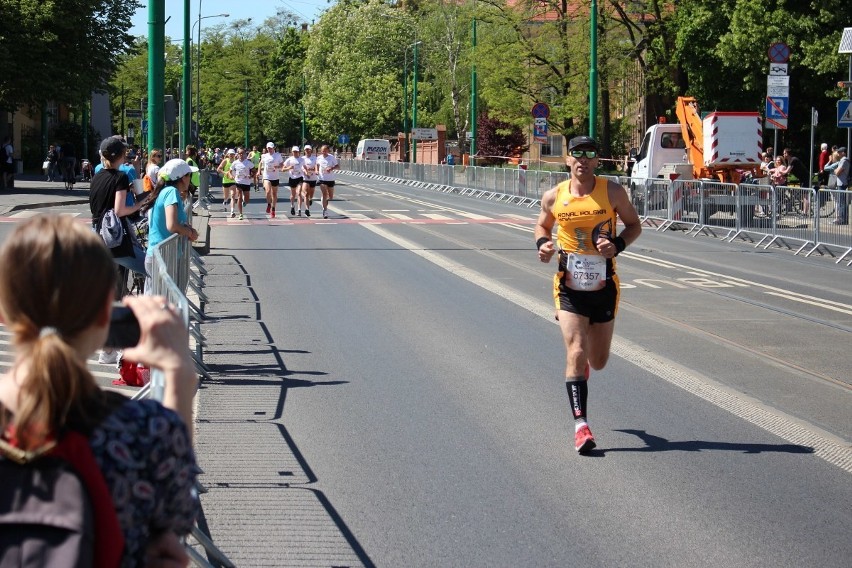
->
xmin=0 ymin=0 xmax=140 ymax=111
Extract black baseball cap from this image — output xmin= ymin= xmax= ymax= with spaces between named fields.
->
xmin=568 ymin=135 xmax=598 ymax=151
xmin=99 ymin=136 xmax=127 ymax=160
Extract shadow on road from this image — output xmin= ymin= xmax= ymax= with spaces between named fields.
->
xmin=604 ymin=429 xmax=814 ymax=455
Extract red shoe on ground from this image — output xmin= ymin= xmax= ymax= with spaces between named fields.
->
xmin=575 ymin=424 xmax=596 ymax=454
xmin=266 ymin=204 xmax=271 ymax=214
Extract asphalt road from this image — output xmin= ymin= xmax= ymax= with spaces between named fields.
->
xmin=1 ymin=175 xmax=850 ymax=566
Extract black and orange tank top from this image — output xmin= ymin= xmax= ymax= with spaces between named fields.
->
xmin=552 ymin=176 xmax=618 ymax=271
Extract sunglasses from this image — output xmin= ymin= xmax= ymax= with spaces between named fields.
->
xmin=569 ymin=149 xmax=597 ymax=159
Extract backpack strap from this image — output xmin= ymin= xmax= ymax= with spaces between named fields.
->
xmin=49 ymin=431 xmax=125 ymax=568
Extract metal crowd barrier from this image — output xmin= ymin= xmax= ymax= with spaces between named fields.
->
xmin=341 ymin=160 xmax=852 ymax=265
xmin=127 ymin=201 xmax=228 ymax=567
xmin=341 ymin=158 xmax=569 ymax=203
xmin=629 ymin=177 xmax=852 ymax=263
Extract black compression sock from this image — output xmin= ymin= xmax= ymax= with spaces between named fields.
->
xmin=566 ymin=377 xmax=588 ymax=423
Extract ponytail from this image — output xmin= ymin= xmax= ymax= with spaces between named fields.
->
xmin=0 ymin=216 xmax=116 ymax=450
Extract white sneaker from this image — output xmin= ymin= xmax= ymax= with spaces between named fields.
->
xmin=98 ymin=350 xmax=120 ymax=365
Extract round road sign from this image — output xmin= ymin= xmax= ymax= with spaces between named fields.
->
xmin=531 ymin=102 xmax=550 ymax=119
xmin=768 ymin=42 xmax=791 ymax=63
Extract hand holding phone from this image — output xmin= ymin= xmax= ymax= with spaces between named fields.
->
xmin=105 ymin=304 xmax=141 ymax=348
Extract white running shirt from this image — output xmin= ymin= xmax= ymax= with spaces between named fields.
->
xmin=284 ymin=156 xmax=304 ymax=179
xmin=316 ymin=153 xmax=339 ymax=181
xmin=259 ymin=152 xmax=284 ymax=180
xmin=302 ymin=154 xmax=317 ymax=180
xmin=229 ymin=158 xmax=254 ymax=185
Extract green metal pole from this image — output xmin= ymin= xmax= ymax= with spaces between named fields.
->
xmin=182 ymin=0 xmax=191 ymax=155
xmin=403 ymin=50 xmax=408 ymax=161
xmin=470 ymin=18 xmax=477 ymax=167
xmin=412 ymin=41 xmax=419 ymax=163
xmin=148 ymin=0 xmax=165 ymax=154
xmin=244 ymin=80 xmax=249 ymax=148
xmin=300 ymin=75 xmax=306 ymax=146
xmin=589 ymin=0 xmax=598 ymax=139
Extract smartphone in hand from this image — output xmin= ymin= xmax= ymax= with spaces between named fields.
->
xmin=105 ymin=304 xmax=141 ymax=348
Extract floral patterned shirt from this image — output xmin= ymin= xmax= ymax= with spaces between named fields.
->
xmin=89 ymin=399 xmax=199 ymax=566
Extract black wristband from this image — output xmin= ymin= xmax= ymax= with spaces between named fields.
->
xmin=536 ymin=237 xmax=550 ymax=250
xmin=612 ymin=235 xmax=627 ymax=256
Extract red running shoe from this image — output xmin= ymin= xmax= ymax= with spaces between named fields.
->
xmin=575 ymin=424 xmax=596 ymax=454
xmin=271 ymin=209 xmax=276 ymax=218
xmin=266 ymin=204 xmax=271 ymax=214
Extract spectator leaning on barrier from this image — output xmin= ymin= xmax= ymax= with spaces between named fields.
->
xmin=142 ymin=159 xmax=199 ymax=293
xmin=823 ymin=147 xmax=848 ymax=225
xmin=0 ymin=215 xmax=200 ymax=565
xmin=89 ymin=136 xmax=148 ymax=277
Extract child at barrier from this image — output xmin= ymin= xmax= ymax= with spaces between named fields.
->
xmin=0 ymin=215 xmax=200 ymax=565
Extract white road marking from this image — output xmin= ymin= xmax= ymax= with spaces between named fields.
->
xmin=361 ymin=223 xmax=852 ymax=474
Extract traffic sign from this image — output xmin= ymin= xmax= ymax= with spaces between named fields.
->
xmin=533 ymin=117 xmax=548 ymax=143
xmin=125 ymin=109 xmax=142 ymax=118
xmin=141 ymin=119 xmax=148 ymax=133
xmin=768 ymin=63 xmax=788 ymax=76
xmin=767 ymin=75 xmax=790 ymax=87
xmin=767 ymin=84 xmax=789 ymax=97
xmin=531 ymin=102 xmax=550 ymax=119
xmin=766 ymin=96 xmax=789 ymax=119
xmin=337 ymin=134 xmax=350 ymax=145
xmin=411 ymin=128 xmax=438 ymax=140
xmin=768 ymin=42 xmax=791 ymax=63
xmin=838 ymin=100 xmax=852 ymax=128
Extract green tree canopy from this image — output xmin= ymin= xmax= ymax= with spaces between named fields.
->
xmin=0 ymin=0 xmax=140 ymax=111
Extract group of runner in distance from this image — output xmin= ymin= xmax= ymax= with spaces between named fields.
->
xmin=217 ymin=142 xmax=339 ymax=220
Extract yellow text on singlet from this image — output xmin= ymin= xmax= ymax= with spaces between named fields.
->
xmin=552 ymin=176 xmax=618 ymax=271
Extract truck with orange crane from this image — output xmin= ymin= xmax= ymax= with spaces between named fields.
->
xmin=629 ymin=96 xmax=764 ymax=223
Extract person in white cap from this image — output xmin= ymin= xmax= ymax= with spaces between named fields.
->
xmin=283 ymin=146 xmax=306 ymax=216
xmin=142 ymin=158 xmax=199 ymax=292
xmin=228 ymin=148 xmax=254 ymax=221
xmin=259 ymin=142 xmax=284 ymax=218
xmin=301 ymin=145 xmax=318 ymax=214
xmin=316 ymin=145 xmax=340 ymax=218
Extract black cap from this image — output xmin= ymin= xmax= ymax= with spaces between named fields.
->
xmin=838 ymin=147 xmax=847 ymax=153
xmin=568 ymin=135 xmax=598 ymax=151
xmin=99 ymin=136 xmax=127 ymax=160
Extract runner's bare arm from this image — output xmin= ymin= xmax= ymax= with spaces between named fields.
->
xmin=535 ymin=188 xmax=558 ymax=263
xmin=609 ymin=181 xmax=641 ymax=244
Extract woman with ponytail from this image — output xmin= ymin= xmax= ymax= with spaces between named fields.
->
xmin=0 ymin=215 xmax=199 ymax=565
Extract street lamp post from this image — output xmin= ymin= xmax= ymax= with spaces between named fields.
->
xmin=193 ymin=9 xmax=229 ymax=146
xmin=244 ymin=79 xmax=249 ymax=149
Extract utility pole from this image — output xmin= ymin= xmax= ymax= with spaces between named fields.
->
xmin=412 ymin=40 xmax=419 ymax=164
xmin=589 ymin=0 xmax=598 ymax=139
xmin=148 ymin=0 xmax=165 ymax=154
xmin=470 ymin=18 xmax=477 ymax=167
xmin=182 ymin=0 xmax=191 ymax=155
xmin=301 ymin=75 xmax=306 ymax=146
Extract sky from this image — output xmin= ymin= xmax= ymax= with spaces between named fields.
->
xmin=129 ymin=1 xmax=331 ymax=40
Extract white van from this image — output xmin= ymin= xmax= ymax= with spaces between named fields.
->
xmin=355 ymin=139 xmax=390 ymax=160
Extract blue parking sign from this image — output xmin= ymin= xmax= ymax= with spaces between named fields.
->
xmin=766 ymin=97 xmax=789 ymax=119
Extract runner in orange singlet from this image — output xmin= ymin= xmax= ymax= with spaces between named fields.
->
xmin=534 ymin=136 xmax=642 ymax=454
